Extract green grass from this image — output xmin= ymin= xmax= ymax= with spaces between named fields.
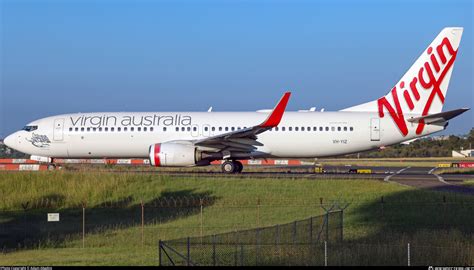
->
xmin=0 ymin=171 xmax=473 ymax=265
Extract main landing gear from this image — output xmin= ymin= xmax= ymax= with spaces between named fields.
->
xmin=221 ymin=160 xmax=243 ymax=174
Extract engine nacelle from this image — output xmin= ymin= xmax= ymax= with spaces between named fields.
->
xmin=149 ymin=143 xmax=201 ymax=167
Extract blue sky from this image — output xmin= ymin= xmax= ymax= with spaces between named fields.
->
xmin=1 ymin=0 xmax=472 ymax=138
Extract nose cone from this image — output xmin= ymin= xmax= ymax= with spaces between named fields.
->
xmin=3 ymin=134 xmax=15 ymax=149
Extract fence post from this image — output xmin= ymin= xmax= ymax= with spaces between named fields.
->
xmin=158 ymin=240 xmax=162 ymax=266
xmin=82 ymin=202 xmax=86 ymax=249
xmin=187 ymin=237 xmax=190 ymax=266
xmin=407 ymin=243 xmax=410 ymax=266
xmin=212 ymin=235 xmax=216 ymax=266
xmin=234 ymin=241 xmax=238 ymax=266
xmin=309 ymin=217 xmax=313 ymax=244
xmin=256 ymin=228 xmax=260 ymax=266
xmin=293 ymin=221 xmax=297 ymax=244
xmin=381 ymin=196 xmax=384 ymax=218
xmin=256 ymin=198 xmax=260 ymax=227
xmin=141 ymin=200 xmax=144 ymax=247
xmin=200 ymin=198 xmax=204 ymax=239
xmin=340 ymin=210 xmax=343 ymax=242
xmin=324 ymin=240 xmax=328 ymax=266
xmin=21 ymin=202 xmax=29 ymax=242
xmin=325 ymin=211 xmax=329 ymax=242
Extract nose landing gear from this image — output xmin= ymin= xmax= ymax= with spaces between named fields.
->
xmin=221 ymin=160 xmax=244 ymax=174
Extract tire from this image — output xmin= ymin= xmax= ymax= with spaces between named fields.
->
xmin=47 ymin=164 xmax=57 ymax=171
xmin=221 ymin=160 xmax=236 ymax=174
xmin=234 ymin=161 xmax=243 ymax=173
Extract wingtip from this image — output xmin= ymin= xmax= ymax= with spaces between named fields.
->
xmin=259 ymin=92 xmax=291 ymax=128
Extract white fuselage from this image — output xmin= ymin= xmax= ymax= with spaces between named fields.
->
xmin=5 ymin=111 xmax=444 ymax=159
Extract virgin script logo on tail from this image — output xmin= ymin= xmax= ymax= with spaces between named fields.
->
xmin=377 ymin=37 xmax=457 ymax=136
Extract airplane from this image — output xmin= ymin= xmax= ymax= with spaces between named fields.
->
xmin=3 ymin=27 xmax=469 ymax=173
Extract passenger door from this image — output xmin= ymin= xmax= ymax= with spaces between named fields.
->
xmin=53 ymin=118 xmax=65 ymax=141
xmin=370 ymin=118 xmax=380 ymax=141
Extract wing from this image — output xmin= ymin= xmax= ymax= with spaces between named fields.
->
xmin=194 ymin=92 xmax=291 ymax=153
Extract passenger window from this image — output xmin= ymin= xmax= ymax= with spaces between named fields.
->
xmin=181 ymin=127 xmax=185 ymax=131
xmin=225 ymin=127 xmax=229 ymax=131
xmin=176 ymin=127 xmax=179 ymax=132
xmin=193 ymin=127 xmax=197 ymax=131
xmin=99 ymin=127 xmax=102 ymax=132
xmin=237 ymin=127 xmax=241 ymax=130
xmin=204 ymin=127 xmax=209 ymax=131
xmin=81 ymin=127 xmax=85 ymax=132
xmin=289 ymin=127 xmax=292 ymax=131
xmin=144 ymin=127 xmax=147 ymax=131
xmin=123 ymin=127 xmax=127 ymax=132
xmin=231 ymin=127 xmax=235 ymax=131
xmin=313 ymin=127 xmax=317 ymax=131
xmin=295 ymin=127 xmax=299 ymax=131
xmin=218 ymin=127 xmax=222 ymax=131
xmin=69 ymin=127 xmax=73 ymax=132
xmin=163 ymin=127 xmax=167 ymax=132
xmin=211 ymin=127 xmax=215 ymax=131
xmin=111 ymin=127 xmax=115 ymax=132
xmin=282 ymin=127 xmax=286 ymax=131
xmin=301 ymin=127 xmax=305 ymax=131
xmin=275 ymin=127 xmax=279 ymax=131
xmin=131 ymin=127 xmax=134 ymax=132
xmin=75 ymin=127 xmax=79 ymax=132
xmin=150 ymin=127 xmax=154 ymax=132
xmin=105 ymin=127 xmax=109 ymax=132
xmin=187 ymin=127 xmax=191 ymax=131
xmin=325 ymin=127 xmax=329 ymax=131
xmin=344 ymin=127 xmax=347 ymax=131
xmin=117 ymin=127 xmax=121 ymax=132
xmin=350 ymin=127 xmax=354 ymax=131
xmin=319 ymin=127 xmax=323 ymax=131
xmin=337 ymin=127 xmax=341 ymax=131
xmin=87 ymin=127 xmax=91 ymax=132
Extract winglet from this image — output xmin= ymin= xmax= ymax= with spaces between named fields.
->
xmin=259 ymin=92 xmax=291 ymax=127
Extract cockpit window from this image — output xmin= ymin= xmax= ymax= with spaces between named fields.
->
xmin=22 ymin=125 xmax=38 ymax=132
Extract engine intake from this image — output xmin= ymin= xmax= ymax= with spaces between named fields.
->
xmin=149 ymin=142 xmax=204 ymax=167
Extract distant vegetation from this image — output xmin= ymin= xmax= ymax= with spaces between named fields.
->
xmin=347 ymin=129 xmax=473 ymax=158
xmin=0 ymin=141 xmax=28 ymax=158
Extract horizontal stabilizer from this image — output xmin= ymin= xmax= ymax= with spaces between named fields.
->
xmin=407 ymin=108 xmax=469 ymax=124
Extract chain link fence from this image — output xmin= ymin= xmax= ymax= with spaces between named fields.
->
xmin=159 ymin=210 xmax=343 ymax=266
xmin=1 ymin=196 xmax=473 ymax=265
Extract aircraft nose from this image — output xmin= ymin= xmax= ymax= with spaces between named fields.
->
xmin=3 ymin=133 xmax=17 ymax=149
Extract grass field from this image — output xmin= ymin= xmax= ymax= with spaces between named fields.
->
xmin=0 ymin=171 xmax=473 ymax=265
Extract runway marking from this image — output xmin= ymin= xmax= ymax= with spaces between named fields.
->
xmin=433 ymin=173 xmax=451 ymax=185
xmin=384 ymin=166 xmax=411 ymax=182
xmin=427 ymin=167 xmax=452 ymax=185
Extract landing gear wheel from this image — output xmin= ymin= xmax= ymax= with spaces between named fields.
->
xmin=221 ymin=160 xmax=236 ymax=174
xmin=47 ymin=164 xmax=57 ymax=171
xmin=234 ymin=161 xmax=243 ymax=173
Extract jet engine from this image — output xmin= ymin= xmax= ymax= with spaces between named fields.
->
xmin=149 ymin=142 xmax=209 ymax=167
